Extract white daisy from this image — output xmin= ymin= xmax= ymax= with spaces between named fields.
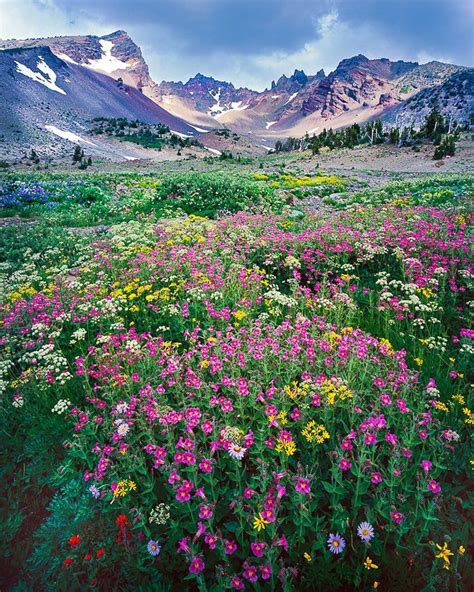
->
xmin=227 ymin=443 xmax=247 ymax=460
xmin=117 ymin=423 xmax=130 ymax=436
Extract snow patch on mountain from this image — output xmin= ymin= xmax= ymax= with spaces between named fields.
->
xmin=15 ymin=57 xmax=66 ymax=95
xmin=208 ymin=88 xmax=222 ymax=114
xmin=170 ymin=130 xmax=193 ymax=139
xmin=204 ymin=146 xmax=222 ymax=155
xmin=284 ymin=92 xmax=299 ymax=105
xmin=85 ymin=40 xmax=130 ymax=74
xmin=189 ymin=124 xmax=210 ymax=133
xmin=55 ymin=52 xmax=78 ymax=65
xmin=265 ymin=121 xmax=277 ymax=129
xmin=45 ymin=125 xmax=96 ymax=145
xmin=214 ymin=100 xmax=249 ymax=120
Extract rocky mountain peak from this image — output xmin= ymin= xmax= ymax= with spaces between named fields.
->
xmin=334 ymin=54 xmax=418 ymax=80
xmin=185 ymin=73 xmax=234 ymax=90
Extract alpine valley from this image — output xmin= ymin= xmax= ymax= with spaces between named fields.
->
xmin=0 ymin=29 xmax=472 ymax=161
xmin=1 ymin=6 xmax=474 ymax=592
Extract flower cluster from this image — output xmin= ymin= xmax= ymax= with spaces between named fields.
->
xmin=1 ymin=197 xmax=471 ymax=590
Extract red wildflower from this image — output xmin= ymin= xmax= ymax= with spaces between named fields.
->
xmin=68 ymin=534 xmax=81 ymax=548
xmin=115 ymin=514 xmax=129 ymax=528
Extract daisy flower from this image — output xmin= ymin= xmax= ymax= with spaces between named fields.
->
xmin=327 ymin=533 xmax=346 ymax=554
xmin=357 ymin=521 xmax=375 ymax=543
xmin=89 ymin=485 xmax=100 ymax=499
xmin=116 ymin=402 xmax=128 ymax=414
xmin=228 ymin=443 xmax=247 ymax=460
xmin=147 ymin=540 xmax=161 ymax=556
xmin=117 ymin=423 xmax=130 ymax=436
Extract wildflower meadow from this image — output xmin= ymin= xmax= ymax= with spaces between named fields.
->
xmin=0 ymin=170 xmax=472 ymax=591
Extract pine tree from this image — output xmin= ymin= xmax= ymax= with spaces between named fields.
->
xmin=389 ymin=128 xmax=400 ymax=144
xmin=72 ymin=145 xmax=82 ymax=163
xmin=433 ymin=134 xmax=456 ymax=159
xmin=423 ymin=108 xmax=446 ymax=140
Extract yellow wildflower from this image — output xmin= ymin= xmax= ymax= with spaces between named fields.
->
xmin=462 ymin=407 xmax=474 ymax=425
xmin=233 ymin=310 xmax=248 ymax=321
xmin=275 ymin=440 xmax=297 ymax=456
xmin=112 ymin=479 xmax=137 ymax=499
xmin=301 ymin=421 xmax=330 ymax=444
xmin=320 ymin=379 xmax=353 ymax=405
xmin=435 ymin=542 xmax=454 ymax=569
xmin=364 ymin=557 xmax=378 ymax=570
xmin=253 ymin=513 xmax=269 ymax=532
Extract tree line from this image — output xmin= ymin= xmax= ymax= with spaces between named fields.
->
xmin=273 ymin=108 xmax=465 ymax=160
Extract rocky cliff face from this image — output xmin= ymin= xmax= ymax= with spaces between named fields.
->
xmin=280 ymin=56 xmax=417 ymax=121
xmin=383 ymin=69 xmax=474 ymax=128
xmin=0 ymin=30 xmax=153 ymax=91
xmin=154 ymin=73 xmax=258 ymax=117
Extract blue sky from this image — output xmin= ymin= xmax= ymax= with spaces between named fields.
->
xmin=1 ymin=0 xmax=472 ymax=90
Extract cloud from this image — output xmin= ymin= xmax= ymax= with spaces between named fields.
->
xmin=0 ymin=0 xmax=94 ymax=39
xmin=1 ymin=0 xmax=472 ymax=90
xmin=234 ymin=11 xmax=396 ymax=90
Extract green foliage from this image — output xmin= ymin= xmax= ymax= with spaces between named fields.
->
xmin=433 ymin=134 xmax=457 ymax=160
xmin=325 ymin=175 xmax=473 ymax=209
xmin=276 ymin=108 xmax=464 ymax=155
xmin=90 ymin=117 xmax=202 ymax=150
xmin=154 ymin=171 xmax=284 ymax=217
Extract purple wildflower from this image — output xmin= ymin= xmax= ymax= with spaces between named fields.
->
xmin=147 ymin=540 xmax=161 ymax=556
xmin=327 ymin=533 xmax=346 ymax=554
xmin=357 ymin=521 xmax=375 ymax=543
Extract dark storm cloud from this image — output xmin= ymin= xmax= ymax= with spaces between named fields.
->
xmin=53 ymin=0 xmax=332 ymax=55
xmin=6 ymin=0 xmax=474 ymax=89
xmin=335 ymin=0 xmax=473 ymax=64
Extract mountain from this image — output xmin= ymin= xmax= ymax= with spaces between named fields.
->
xmin=150 ymin=73 xmax=259 ymax=129
xmin=0 ymin=29 xmax=472 ymax=160
xmin=0 ymin=30 xmax=153 ymax=91
xmin=383 ymin=68 xmax=474 ymax=128
xmin=0 ymin=44 xmax=197 ymax=161
xmin=153 ymin=54 xmax=468 ymax=140
xmin=264 ymin=55 xmax=419 ymax=134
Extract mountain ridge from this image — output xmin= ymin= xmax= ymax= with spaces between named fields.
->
xmin=0 ymin=29 xmax=472 ymax=157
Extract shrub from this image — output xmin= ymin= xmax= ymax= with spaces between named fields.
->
xmin=154 ymin=172 xmax=284 ymax=217
xmin=433 ymin=134 xmax=456 ymax=160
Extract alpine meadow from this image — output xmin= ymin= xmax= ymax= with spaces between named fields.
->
xmin=0 ymin=1 xmax=473 ymax=591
